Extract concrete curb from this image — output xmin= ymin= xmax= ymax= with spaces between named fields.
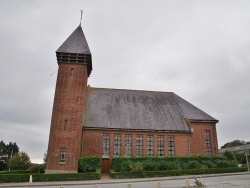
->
xmin=0 ymin=171 xmax=249 ymax=187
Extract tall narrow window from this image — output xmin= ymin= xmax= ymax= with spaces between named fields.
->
xmin=70 ymin=68 xmax=74 ymax=76
xmin=168 ymin=136 xmax=175 ymax=155
xmin=59 ymin=148 xmax=66 ymax=164
xmin=136 ymin=134 xmax=143 ymax=156
xmin=114 ymin=134 xmax=121 ymax=156
xmin=204 ymin=130 xmax=212 ymax=155
xmin=147 ymin=135 xmax=154 ymax=156
xmin=157 ymin=135 xmax=164 ymax=156
xmin=102 ymin=133 xmax=110 ymax=157
xmin=125 ymin=134 xmax=132 ymax=155
xmin=64 ymin=120 xmax=67 ymax=130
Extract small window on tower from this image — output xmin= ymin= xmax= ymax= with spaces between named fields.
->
xmin=64 ymin=120 xmax=67 ymax=130
xmin=59 ymin=148 xmax=66 ymax=164
xmin=70 ymin=68 xmax=74 ymax=76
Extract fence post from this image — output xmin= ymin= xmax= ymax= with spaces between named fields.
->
xmin=185 ymin=179 xmax=190 ymax=188
xmin=29 ymin=175 xmax=32 ymax=183
xmin=156 ymin=181 xmax=161 ymax=188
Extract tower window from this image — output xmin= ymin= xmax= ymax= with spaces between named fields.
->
xmin=59 ymin=148 xmax=66 ymax=164
xmin=64 ymin=120 xmax=67 ymax=130
xmin=70 ymin=68 xmax=74 ymax=76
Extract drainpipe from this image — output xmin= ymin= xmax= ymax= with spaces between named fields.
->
xmin=188 ymin=133 xmax=190 ymax=155
xmin=184 ymin=116 xmax=193 ymax=155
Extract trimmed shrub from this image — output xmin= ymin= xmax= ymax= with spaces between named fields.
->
xmin=78 ymin=156 xmax=101 ymax=172
xmin=159 ymin=160 xmax=181 ymax=171
xmin=215 ymin=160 xmax=237 ymax=168
xmin=0 ymin=174 xmax=29 ymax=183
xmin=0 ymin=172 xmax=101 ymax=183
xmin=201 ymin=160 xmax=216 ymax=168
xmin=142 ymin=161 xmax=159 ymax=171
xmin=0 ymin=170 xmax=29 ymax=174
xmin=110 ymin=167 xmax=248 ymax=179
xmin=33 ymin=172 xmax=100 ymax=181
xmin=111 ymin=155 xmax=236 ymax=174
xmin=129 ymin=162 xmax=143 ymax=172
xmin=186 ymin=160 xmax=200 ymax=169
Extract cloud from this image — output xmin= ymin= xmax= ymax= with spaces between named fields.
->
xmin=0 ymin=0 xmax=250 ymax=163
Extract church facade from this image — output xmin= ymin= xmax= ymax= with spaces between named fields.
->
xmin=45 ymin=25 xmax=219 ymax=174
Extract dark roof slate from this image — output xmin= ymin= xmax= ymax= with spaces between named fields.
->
xmin=56 ymin=25 xmax=91 ymax=54
xmin=83 ymin=88 xmax=217 ymax=131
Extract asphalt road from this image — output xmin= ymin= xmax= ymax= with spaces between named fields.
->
xmin=1 ymin=173 xmax=250 ymax=188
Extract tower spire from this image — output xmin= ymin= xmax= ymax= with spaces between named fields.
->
xmin=56 ymin=24 xmax=92 ymax=76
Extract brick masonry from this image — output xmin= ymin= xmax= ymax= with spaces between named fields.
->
xmin=190 ymin=122 xmax=218 ymax=155
xmin=46 ymin=63 xmax=88 ymax=173
xmin=82 ymin=126 xmax=217 ymax=158
xmin=82 ymin=125 xmax=217 ymax=172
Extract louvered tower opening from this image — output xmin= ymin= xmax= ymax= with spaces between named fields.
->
xmin=56 ymin=52 xmax=92 ymax=76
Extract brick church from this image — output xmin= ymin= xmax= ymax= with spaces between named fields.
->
xmin=45 ymin=24 xmax=219 ymax=174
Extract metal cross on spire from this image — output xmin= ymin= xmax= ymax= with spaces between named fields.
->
xmin=80 ymin=10 xmax=83 ymax=26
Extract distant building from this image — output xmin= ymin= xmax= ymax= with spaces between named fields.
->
xmin=45 ymin=24 xmax=219 ymax=174
xmin=219 ymin=144 xmax=250 ymax=154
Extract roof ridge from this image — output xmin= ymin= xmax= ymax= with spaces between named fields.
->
xmin=88 ymin=86 xmax=174 ymax=94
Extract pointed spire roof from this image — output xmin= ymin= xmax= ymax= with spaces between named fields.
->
xmin=56 ymin=25 xmax=91 ymax=54
xmin=56 ymin=25 xmax=92 ymax=76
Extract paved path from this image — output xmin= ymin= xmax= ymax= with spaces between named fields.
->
xmin=0 ymin=172 xmax=249 ymax=188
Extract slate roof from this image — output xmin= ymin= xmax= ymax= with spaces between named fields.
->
xmin=56 ymin=25 xmax=91 ymax=54
xmin=83 ymin=87 xmax=218 ymax=132
xmin=56 ymin=25 xmax=92 ymax=76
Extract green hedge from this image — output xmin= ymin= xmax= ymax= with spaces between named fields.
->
xmin=78 ymin=155 xmax=101 ymax=172
xmin=112 ymin=155 xmax=233 ymax=172
xmin=0 ymin=170 xmax=29 ymax=174
xmin=32 ymin=172 xmax=101 ymax=181
xmin=0 ymin=172 xmax=101 ymax=183
xmin=0 ymin=174 xmax=29 ymax=183
xmin=110 ymin=167 xmax=248 ymax=179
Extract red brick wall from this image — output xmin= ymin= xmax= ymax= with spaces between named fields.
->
xmin=82 ymin=129 xmax=189 ymax=157
xmin=46 ymin=63 xmax=88 ymax=173
xmin=189 ymin=122 xmax=218 ymax=155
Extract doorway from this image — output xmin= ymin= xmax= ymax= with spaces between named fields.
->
xmin=101 ymin=158 xmax=110 ymax=173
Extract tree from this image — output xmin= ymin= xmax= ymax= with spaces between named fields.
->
xmin=221 ymin=140 xmax=247 ymax=149
xmin=9 ymin=151 xmax=31 ymax=170
xmin=43 ymin=151 xmax=47 ymax=164
xmin=0 ymin=140 xmax=19 ymax=171
xmin=223 ymin=151 xmax=235 ymax=160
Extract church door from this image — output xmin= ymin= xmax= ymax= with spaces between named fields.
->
xmin=101 ymin=158 xmax=110 ymax=173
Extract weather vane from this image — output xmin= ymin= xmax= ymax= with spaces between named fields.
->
xmin=80 ymin=10 xmax=83 ymax=25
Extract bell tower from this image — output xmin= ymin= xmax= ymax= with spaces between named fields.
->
xmin=46 ymin=24 xmax=92 ymax=173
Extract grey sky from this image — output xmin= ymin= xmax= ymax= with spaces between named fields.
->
xmin=0 ymin=0 xmax=249 ymax=163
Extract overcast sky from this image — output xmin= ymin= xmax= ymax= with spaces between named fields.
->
xmin=0 ymin=0 xmax=249 ymax=163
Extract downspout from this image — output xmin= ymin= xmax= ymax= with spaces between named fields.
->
xmin=188 ymin=133 xmax=190 ymax=155
xmin=213 ymin=122 xmax=219 ymax=155
xmin=184 ymin=116 xmax=193 ymax=155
